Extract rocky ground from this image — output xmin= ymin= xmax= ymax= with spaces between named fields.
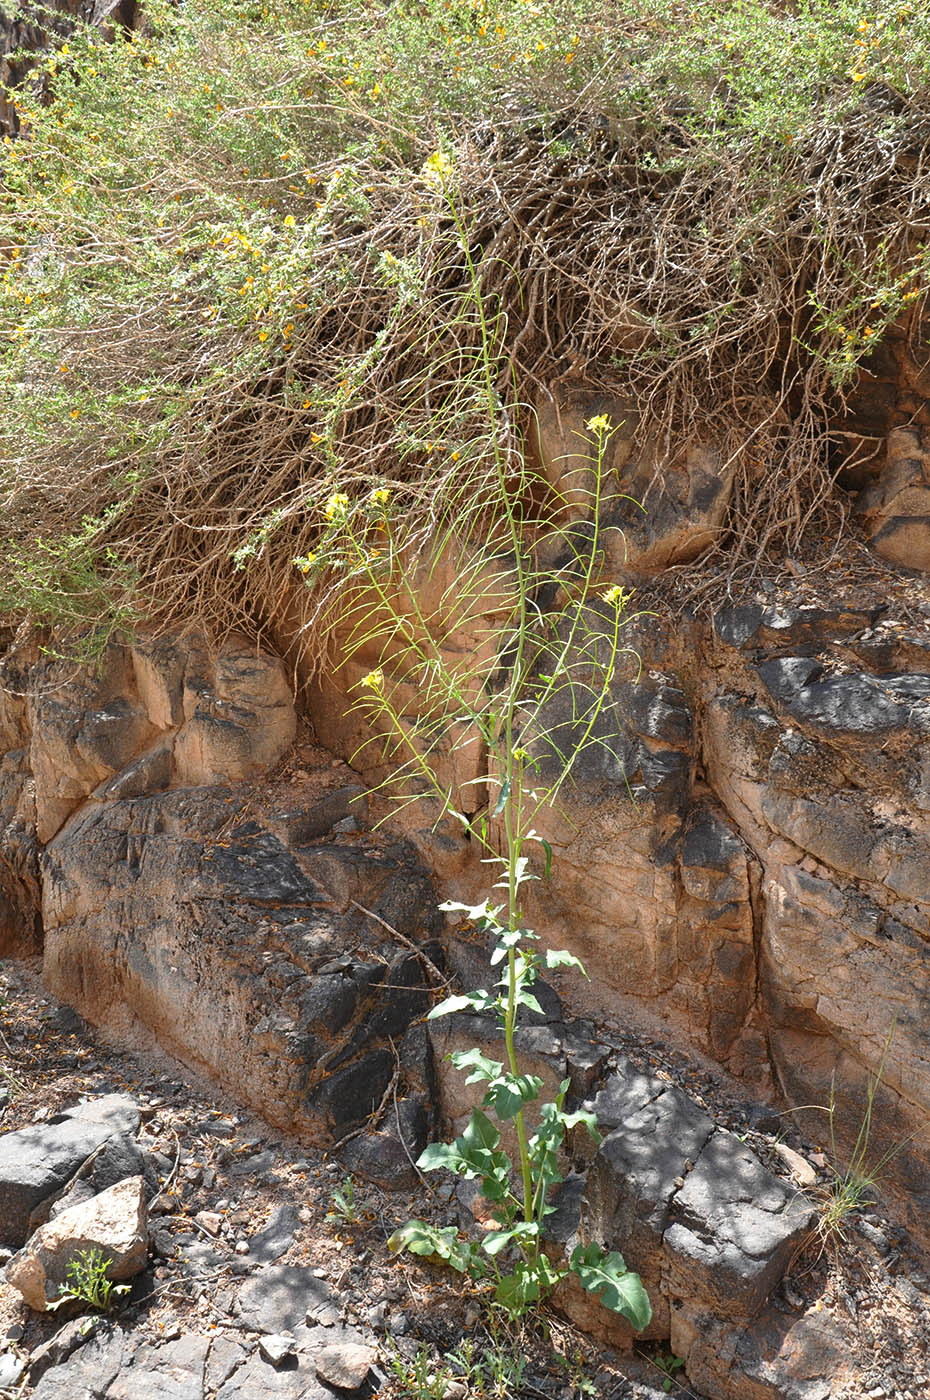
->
xmin=1 ymin=962 xmax=929 ymax=1400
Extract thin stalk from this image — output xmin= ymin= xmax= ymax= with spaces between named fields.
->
xmin=444 ymin=172 xmax=538 ymax=1232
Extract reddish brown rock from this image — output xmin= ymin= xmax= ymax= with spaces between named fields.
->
xmin=6 ymin=1175 xmax=148 ymax=1312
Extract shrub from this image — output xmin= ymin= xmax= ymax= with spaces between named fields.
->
xmin=1 ymin=1 xmax=929 ymax=647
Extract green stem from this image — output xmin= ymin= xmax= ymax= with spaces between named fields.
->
xmin=504 ymin=946 xmax=534 ymax=1231
xmin=443 ymin=174 xmax=539 ymax=1240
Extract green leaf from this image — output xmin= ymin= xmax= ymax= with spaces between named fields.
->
xmin=417 ymin=1141 xmax=464 ymax=1173
xmin=482 ymin=1221 xmax=538 ymax=1256
xmin=450 ymin=1047 xmax=502 ymax=1083
xmin=489 ymin=925 xmax=535 ymax=965
xmin=388 ymin=1220 xmax=459 ymax=1260
xmin=526 ymin=830 xmax=553 ymax=880
xmin=514 ymin=990 xmax=543 ymax=1017
xmin=461 ymin=1109 xmax=500 ymax=1155
xmin=445 ymin=1236 xmax=488 ymax=1276
xmin=481 ymin=1227 xmax=519 ymax=1256
xmin=492 ymin=778 xmax=510 ymax=817
xmin=484 ymin=1072 xmax=543 ymax=1119
xmin=476 ymin=1166 xmax=512 ymax=1203
xmin=544 ymin=948 xmax=588 ymax=977
xmin=558 ymin=1106 xmax=602 ymax=1144
xmin=570 ymin=1243 xmax=652 ymax=1331
xmin=493 ymin=855 xmax=538 ymax=890
xmin=494 ymin=1261 xmax=542 ymax=1315
xmin=427 ymin=989 xmax=493 ymax=1020
xmin=437 ymin=898 xmax=500 ymax=925
xmin=512 ymin=855 xmax=538 ymax=887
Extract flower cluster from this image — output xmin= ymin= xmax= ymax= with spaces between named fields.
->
xmin=602 ymin=584 xmax=631 ymax=609
xmin=325 ymin=492 xmax=350 ymax=523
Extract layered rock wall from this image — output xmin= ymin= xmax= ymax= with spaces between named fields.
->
xmin=2 ymin=376 xmax=930 ymax=1248
xmin=302 ymin=386 xmax=930 ymax=1244
xmin=0 ymin=631 xmax=441 ymax=1151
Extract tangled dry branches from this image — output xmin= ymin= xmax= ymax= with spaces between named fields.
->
xmin=4 ymin=70 xmax=930 ymax=656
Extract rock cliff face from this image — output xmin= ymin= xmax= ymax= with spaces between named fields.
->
xmin=302 ymin=383 xmax=930 ymax=1246
xmin=0 ymin=631 xmax=442 ymax=1149
xmin=307 ymin=586 xmax=930 ymax=1244
xmin=1 ymin=373 xmax=929 ymax=1256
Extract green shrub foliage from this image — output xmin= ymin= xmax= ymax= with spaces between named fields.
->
xmin=1 ymin=1 xmax=929 ymax=642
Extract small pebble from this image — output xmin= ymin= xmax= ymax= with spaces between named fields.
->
xmin=315 ymin=1341 xmax=377 ymax=1391
xmin=235 ymin=1239 xmax=250 ymax=1255
xmin=200 ymin=1120 xmax=235 ymax=1139
xmin=195 ymin=1211 xmax=223 ymax=1236
xmin=366 ymin=1302 xmax=387 ymax=1329
xmin=259 ymin=1333 xmax=297 ymax=1367
xmin=0 ymin=1354 xmax=24 ymax=1389
xmin=152 ymin=1229 xmax=175 ymax=1258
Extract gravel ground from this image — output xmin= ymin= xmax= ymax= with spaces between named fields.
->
xmin=1 ymin=960 xmax=929 ymax=1399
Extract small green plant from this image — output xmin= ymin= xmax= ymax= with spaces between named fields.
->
xmin=385 ymin=1341 xmax=455 ymax=1400
xmin=556 ymin=1349 xmax=599 ymax=1398
xmin=651 ymin=1349 xmax=686 ymax=1392
xmin=480 ymin=1338 xmax=526 ymax=1399
xmin=54 ymin=1249 xmax=129 ymax=1312
xmin=807 ymin=1026 xmax=912 ymax=1246
xmin=389 ymin=1333 xmax=526 ymax=1400
xmin=0 ymin=1058 xmax=25 ymax=1100
xmin=325 ymin=1174 xmax=364 ymax=1228
xmin=446 ymin=1334 xmax=527 ymax=1399
xmin=817 ymin=1082 xmax=891 ymax=1244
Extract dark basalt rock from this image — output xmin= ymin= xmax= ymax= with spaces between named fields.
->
xmin=757 ymin=658 xmax=930 ymax=734
xmin=0 ymin=1095 xmax=140 ymax=1247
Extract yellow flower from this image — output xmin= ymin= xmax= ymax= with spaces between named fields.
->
xmin=369 ymin=487 xmax=391 ymax=506
xmin=585 ymin=413 xmax=612 ymax=433
xmin=360 ymin=668 xmax=384 ymax=691
xmin=293 ymin=552 xmax=316 ymax=574
xmin=258 ymin=330 xmax=268 ymax=342
xmin=421 ymin=149 xmax=453 ymax=186
xmin=325 ymin=491 xmax=349 ymax=522
xmin=283 ymin=214 xmax=296 ymax=228
xmin=602 ymin=584 xmax=629 ymax=608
